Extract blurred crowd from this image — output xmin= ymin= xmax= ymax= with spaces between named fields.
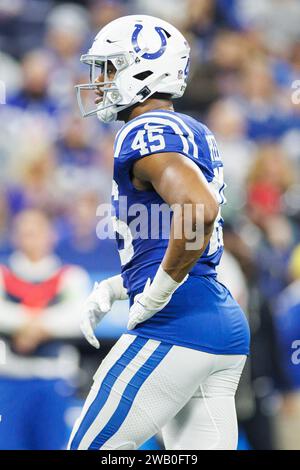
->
xmin=1 ymin=0 xmax=300 ymax=450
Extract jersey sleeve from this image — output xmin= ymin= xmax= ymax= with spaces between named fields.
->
xmin=116 ymin=120 xmax=186 ymax=163
xmin=114 ymin=117 xmax=215 ymax=182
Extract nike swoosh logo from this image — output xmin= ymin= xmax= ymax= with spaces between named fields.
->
xmin=144 ymin=123 xmax=164 ymax=131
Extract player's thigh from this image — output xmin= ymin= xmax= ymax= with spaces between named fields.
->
xmin=99 ymin=343 xmax=219 ymax=450
xmin=69 ymin=336 xmax=216 ymax=450
xmin=162 ymin=354 xmax=246 ymax=450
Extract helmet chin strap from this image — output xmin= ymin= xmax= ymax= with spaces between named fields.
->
xmin=96 ymin=95 xmax=141 ymax=123
xmin=96 ymin=106 xmax=117 ymax=123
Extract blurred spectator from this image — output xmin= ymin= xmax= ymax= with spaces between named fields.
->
xmin=209 ymin=30 xmax=250 ymax=95
xmin=247 ymin=143 xmax=295 ymax=220
xmin=89 ymin=0 xmax=126 ymax=33
xmin=46 ymin=3 xmax=89 ymax=60
xmin=273 ymin=244 xmax=300 ymax=449
xmin=208 ymin=99 xmax=255 ymax=218
xmin=0 ymin=209 xmax=90 ymax=449
xmin=133 ymin=0 xmax=188 ymax=28
xmin=0 ymin=0 xmax=54 ymax=58
xmin=217 ymin=249 xmax=256 ymax=450
xmin=8 ymin=49 xmax=57 ymax=117
xmin=55 ymin=191 xmax=120 ymax=273
xmin=239 ymin=59 xmax=290 ymax=141
xmin=217 ymin=248 xmax=248 ymax=308
xmin=55 ymin=114 xmax=112 ymax=204
xmin=236 ymin=0 xmax=300 ymax=55
xmin=6 ymin=139 xmax=61 ymax=217
xmin=244 ymin=144 xmax=297 ymax=300
xmin=45 ymin=2 xmax=90 ymax=108
xmin=0 ymin=195 xmax=11 ymax=262
xmin=0 ymin=51 xmax=22 ymax=96
xmin=222 ymin=225 xmax=287 ymax=450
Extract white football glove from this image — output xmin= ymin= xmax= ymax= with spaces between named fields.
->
xmin=127 ymin=266 xmax=188 ymax=330
xmin=80 ymin=274 xmax=128 ymax=349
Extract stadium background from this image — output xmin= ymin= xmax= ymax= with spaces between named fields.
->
xmin=1 ymin=0 xmax=300 ymax=450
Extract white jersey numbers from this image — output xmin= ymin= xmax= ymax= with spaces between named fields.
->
xmin=131 ymin=127 xmax=166 ymax=156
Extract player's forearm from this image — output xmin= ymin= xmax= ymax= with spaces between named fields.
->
xmin=0 ymin=300 xmax=28 ymax=334
xmin=162 ymin=206 xmax=215 ymax=283
xmin=127 ymin=210 xmax=215 ymax=330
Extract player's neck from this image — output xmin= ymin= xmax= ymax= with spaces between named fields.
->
xmin=125 ymin=98 xmax=174 ymax=123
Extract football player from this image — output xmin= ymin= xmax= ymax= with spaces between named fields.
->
xmin=68 ymin=15 xmax=250 ymax=450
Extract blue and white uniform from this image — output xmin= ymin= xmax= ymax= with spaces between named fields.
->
xmin=69 ymin=110 xmax=250 ymax=450
xmin=112 ymin=110 xmax=249 ymax=355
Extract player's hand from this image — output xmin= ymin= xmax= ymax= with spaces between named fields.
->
xmin=80 ymin=281 xmax=112 ymax=349
xmin=80 ymin=275 xmax=128 ymax=349
xmin=127 ymin=278 xmax=173 ymax=330
xmin=13 ymin=318 xmax=51 ymax=354
xmin=127 ymin=267 xmax=189 ymax=330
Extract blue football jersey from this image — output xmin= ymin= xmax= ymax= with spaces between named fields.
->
xmin=112 ymin=109 xmax=225 ymax=295
xmin=111 ymin=109 xmax=250 ymax=355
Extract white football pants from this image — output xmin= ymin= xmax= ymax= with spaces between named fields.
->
xmin=68 ymin=334 xmax=246 ymax=450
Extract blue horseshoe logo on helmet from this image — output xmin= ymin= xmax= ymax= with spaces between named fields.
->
xmin=131 ymin=24 xmax=167 ymax=60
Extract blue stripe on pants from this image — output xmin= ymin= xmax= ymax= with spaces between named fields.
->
xmin=69 ymin=336 xmax=148 ymax=449
xmin=88 ymin=342 xmax=172 ymax=450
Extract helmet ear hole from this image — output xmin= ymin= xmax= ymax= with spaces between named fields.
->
xmin=133 ymin=71 xmax=153 ymax=81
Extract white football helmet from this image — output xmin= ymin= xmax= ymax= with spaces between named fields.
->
xmin=75 ymin=15 xmax=190 ymax=123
